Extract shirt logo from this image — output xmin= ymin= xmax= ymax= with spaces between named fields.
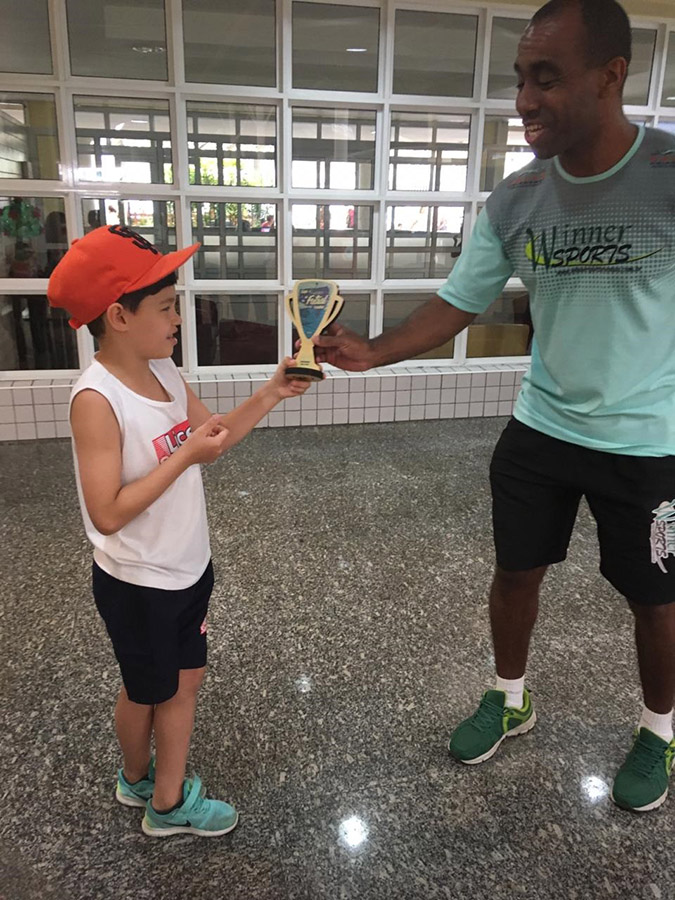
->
xmin=649 ymin=149 xmax=675 ymax=168
xmin=152 ymin=420 xmax=191 ymax=462
xmin=508 ymin=169 xmax=547 ymax=189
xmin=524 ymin=223 xmax=662 ymax=272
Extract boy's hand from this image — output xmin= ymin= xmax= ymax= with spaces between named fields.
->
xmin=183 ymin=415 xmax=230 ymax=465
xmin=267 ymin=357 xmax=317 ymax=400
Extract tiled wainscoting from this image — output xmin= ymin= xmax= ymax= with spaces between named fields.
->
xmin=0 ymin=364 xmax=527 ymax=441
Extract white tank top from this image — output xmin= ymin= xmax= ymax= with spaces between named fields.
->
xmin=70 ymin=357 xmax=210 ymax=590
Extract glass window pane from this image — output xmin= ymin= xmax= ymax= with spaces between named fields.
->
xmin=337 ymin=293 xmax=369 ymax=338
xmin=196 ymin=293 xmax=278 ymax=365
xmin=184 ymin=0 xmax=276 ymax=87
xmin=383 ymin=292 xmax=454 ymax=360
xmin=66 ymin=0 xmax=168 ymax=80
xmin=662 ymin=33 xmax=675 ymax=107
xmin=0 ymin=93 xmax=60 ymax=180
xmin=74 ymin=97 xmax=173 ymax=184
xmin=82 ymin=198 xmax=176 ymax=253
xmin=0 ymin=196 xmax=67 ymax=278
xmin=191 ymin=203 xmax=278 ymax=279
xmin=292 ymin=204 xmax=372 ymax=280
xmin=0 ymin=295 xmax=77 ymax=370
xmin=394 ymin=11 xmax=477 ymax=97
xmin=292 ymin=108 xmax=376 ymax=190
xmin=658 ymin=118 xmax=675 ymax=137
xmin=293 ymin=3 xmax=380 ymax=93
xmin=467 ymin=290 xmax=532 ymax=358
xmin=187 ymin=102 xmax=276 ymax=188
xmin=389 ymin=112 xmax=470 ymax=192
xmin=481 ymin=116 xmax=535 ymax=192
xmin=0 ymin=0 xmax=52 ymax=74
xmin=487 ymin=17 xmax=525 ymax=101
xmin=624 ymin=29 xmax=657 ymax=106
xmin=385 ymin=206 xmax=463 ymax=279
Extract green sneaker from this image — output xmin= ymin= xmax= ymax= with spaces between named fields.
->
xmin=116 ymin=757 xmax=156 ymax=807
xmin=142 ymin=775 xmax=239 ymax=838
xmin=611 ymin=727 xmax=675 ymax=812
xmin=449 ymin=689 xmax=536 ymax=764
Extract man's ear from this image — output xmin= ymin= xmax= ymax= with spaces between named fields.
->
xmin=599 ymin=56 xmax=628 ymax=98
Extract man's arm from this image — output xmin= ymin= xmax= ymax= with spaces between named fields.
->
xmin=71 ymin=390 xmax=229 ymax=535
xmin=314 ymin=208 xmax=515 ymax=371
xmin=314 ymin=299 xmax=476 ymax=371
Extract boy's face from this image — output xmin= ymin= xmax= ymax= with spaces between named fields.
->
xmin=124 ymin=285 xmax=182 ymax=359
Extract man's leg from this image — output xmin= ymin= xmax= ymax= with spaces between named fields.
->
xmin=448 ymin=565 xmax=547 ymax=764
xmin=115 ymin=685 xmax=154 ymax=783
xmin=490 ymin=565 xmax=548 ymax=680
xmin=611 ymin=602 xmax=675 ymax=812
xmin=630 ymin=601 xmax=675 ymax=718
xmin=151 ymin=666 xmax=205 ymax=811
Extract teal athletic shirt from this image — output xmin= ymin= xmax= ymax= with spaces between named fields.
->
xmin=438 ymin=126 xmax=675 ymax=457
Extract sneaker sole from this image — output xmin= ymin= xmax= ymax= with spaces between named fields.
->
xmin=452 ymin=710 xmax=538 ymax=765
xmin=115 ymin=786 xmax=147 ymax=808
xmin=141 ymin=812 xmax=239 ymax=838
xmin=610 ymin=786 xmax=668 ymax=813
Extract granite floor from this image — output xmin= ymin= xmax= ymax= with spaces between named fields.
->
xmin=1 ymin=418 xmax=673 ymax=900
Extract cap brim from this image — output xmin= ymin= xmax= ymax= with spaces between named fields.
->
xmin=125 ymin=242 xmax=201 ymax=294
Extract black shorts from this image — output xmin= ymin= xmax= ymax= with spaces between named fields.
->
xmin=490 ymin=418 xmax=675 ymax=606
xmin=92 ymin=560 xmax=214 ymax=705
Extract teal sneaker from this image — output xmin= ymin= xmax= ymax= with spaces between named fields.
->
xmin=611 ymin=727 xmax=675 ymax=812
xmin=115 ymin=758 xmax=206 ymax=809
xmin=116 ymin=757 xmax=156 ymax=807
xmin=449 ymin=689 xmax=536 ymax=764
xmin=142 ymin=775 xmax=239 ymax=838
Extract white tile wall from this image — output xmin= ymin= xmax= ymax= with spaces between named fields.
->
xmin=0 ymin=365 xmax=528 ymax=441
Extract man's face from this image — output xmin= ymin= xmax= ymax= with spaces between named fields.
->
xmin=515 ymin=7 xmax=604 ymax=160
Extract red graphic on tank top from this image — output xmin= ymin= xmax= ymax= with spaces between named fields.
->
xmin=152 ymin=419 xmax=191 ymax=462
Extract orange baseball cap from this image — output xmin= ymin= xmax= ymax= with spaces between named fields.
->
xmin=48 ymin=225 xmax=200 ymax=329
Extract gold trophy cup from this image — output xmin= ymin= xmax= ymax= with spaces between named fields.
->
xmin=285 ymin=279 xmax=344 ymax=381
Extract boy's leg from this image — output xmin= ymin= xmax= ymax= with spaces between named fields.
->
xmin=151 ymin=666 xmax=206 ymax=811
xmin=115 ymin=685 xmax=154 ymax=783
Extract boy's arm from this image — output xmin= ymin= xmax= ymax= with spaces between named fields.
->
xmin=183 ymin=358 xmax=311 ymax=452
xmin=71 ymin=389 xmax=230 ymax=535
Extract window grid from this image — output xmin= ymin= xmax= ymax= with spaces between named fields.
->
xmin=0 ymin=1 xmax=673 ymax=377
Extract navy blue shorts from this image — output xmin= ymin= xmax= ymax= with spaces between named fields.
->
xmin=490 ymin=418 xmax=675 ymax=606
xmin=92 ymin=560 xmax=214 ymax=704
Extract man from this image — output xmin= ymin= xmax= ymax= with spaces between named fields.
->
xmin=314 ymin=0 xmax=675 ymax=813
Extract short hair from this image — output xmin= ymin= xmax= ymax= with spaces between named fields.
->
xmin=87 ymin=270 xmax=178 ymax=339
xmin=531 ymin=0 xmax=632 ymax=69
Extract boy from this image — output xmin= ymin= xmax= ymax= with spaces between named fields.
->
xmin=48 ymin=225 xmax=312 ymax=837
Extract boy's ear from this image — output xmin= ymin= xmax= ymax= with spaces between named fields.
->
xmin=106 ymin=302 xmax=130 ymax=332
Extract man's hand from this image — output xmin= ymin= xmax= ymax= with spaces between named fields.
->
xmin=268 ymin=357 xmax=316 ymax=400
xmin=310 ymin=324 xmax=375 ymax=371
xmin=183 ymin=415 xmax=230 ymax=465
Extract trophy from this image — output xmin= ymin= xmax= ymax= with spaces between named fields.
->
xmin=285 ymin=279 xmax=344 ymax=381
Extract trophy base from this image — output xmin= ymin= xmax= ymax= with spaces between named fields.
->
xmin=285 ymin=365 xmax=324 ymax=382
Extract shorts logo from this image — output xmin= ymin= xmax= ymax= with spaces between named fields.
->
xmin=200 ymin=617 xmax=208 ymax=635
xmin=650 ymin=500 xmax=675 ymax=573
xmin=152 ymin=419 xmax=191 ymax=463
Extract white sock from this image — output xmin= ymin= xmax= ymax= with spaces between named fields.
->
xmin=495 ymin=675 xmax=525 ymax=709
xmin=639 ymin=705 xmax=674 ymax=743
